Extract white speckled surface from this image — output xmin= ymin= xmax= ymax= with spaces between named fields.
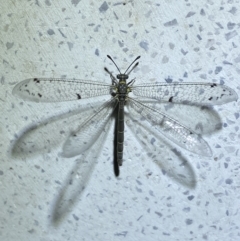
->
xmin=1 ymin=1 xmax=240 ymax=240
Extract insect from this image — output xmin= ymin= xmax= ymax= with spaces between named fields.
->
xmin=13 ymin=56 xmax=238 ymax=171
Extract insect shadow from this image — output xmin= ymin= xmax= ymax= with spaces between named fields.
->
xmin=50 ymin=121 xmax=111 ymax=225
xmin=10 ymin=98 xmax=108 ymax=159
xmin=10 ymin=94 xmax=224 ymax=223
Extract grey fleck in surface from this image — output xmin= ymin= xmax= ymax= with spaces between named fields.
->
xmin=113 ymin=11 xmax=118 ymax=19
xmin=216 ymin=22 xmax=223 ymax=29
xmin=72 ymin=214 xmax=79 ymax=221
xmin=139 ymin=41 xmax=148 ymax=51
xmin=0 ymin=170 xmax=3 ymax=175
xmin=164 ymin=19 xmax=178 ymax=27
xmin=136 ymin=186 xmax=142 ymax=193
xmin=120 ymin=30 xmax=127 ymax=34
xmin=200 ymin=9 xmax=206 ymax=16
xmin=155 ymin=211 xmax=162 ymax=217
xmin=183 ymin=207 xmax=190 ymax=212
xmin=58 ymin=29 xmax=66 ymax=38
xmin=165 ymin=77 xmax=172 ymax=83
xmin=206 ymin=39 xmax=214 ymax=48
xmin=197 ymin=34 xmax=202 ymax=40
xmin=145 ymin=10 xmax=152 ymax=18
xmin=227 ymin=22 xmax=236 ymax=30
xmin=186 ymin=11 xmax=196 ymax=18
xmin=223 ymin=60 xmax=232 ymax=65
xmin=188 ymin=195 xmax=194 ymax=201
xmin=229 ymin=7 xmax=237 ymax=14
xmin=99 ymin=1 xmax=108 ymax=12
xmin=114 ymin=231 xmax=128 ymax=237
xmin=225 ymin=178 xmax=233 ymax=184
xmin=47 ymin=29 xmax=55 ymax=35
xmin=6 ymin=42 xmax=14 ymax=50
xmin=149 ymin=190 xmax=154 ymax=196
xmin=200 ymin=74 xmax=207 ymax=79
xmin=181 ymin=49 xmax=188 ymax=55
xmin=67 ymin=42 xmax=74 ymax=51
xmin=136 ymin=180 xmax=142 ymax=185
xmin=215 ymin=66 xmax=222 ymax=74
xmin=225 ymin=30 xmax=237 ymax=41
xmin=71 ymin=0 xmax=81 ymax=6
xmin=169 ymin=42 xmax=175 ymax=49
xmin=193 ymin=68 xmax=202 ymax=72
xmin=94 ymin=25 xmax=101 ymax=32
xmin=162 ymin=55 xmax=169 ymax=63
xmin=185 ymin=219 xmax=193 ymax=225
xmin=118 ymin=40 xmax=124 ymax=47
xmin=234 ymin=54 xmax=240 ymax=63
xmin=95 ymin=49 xmax=99 ymax=56
xmin=150 ymin=137 xmax=155 ymax=145
xmin=45 ymin=0 xmax=51 ymax=6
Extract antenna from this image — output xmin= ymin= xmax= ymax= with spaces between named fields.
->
xmin=107 ymin=55 xmax=121 ymax=74
xmin=124 ymin=56 xmax=140 ymax=74
xmin=107 ymin=55 xmax=141 ymax=75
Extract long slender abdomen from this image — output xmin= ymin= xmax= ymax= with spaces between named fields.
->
xmin=117 ymin=101 xmax=125 ymax=166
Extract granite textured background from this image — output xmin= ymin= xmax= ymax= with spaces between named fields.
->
xmin=0 ymin=1 xmax=239 ymax=240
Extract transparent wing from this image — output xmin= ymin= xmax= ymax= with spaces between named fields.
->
xmin=62 ymin=97 xmax=117 ymax=157
xmin=132 ymin=82 xmax=238 ymax=105
xmin=12 ymin=78 xmax=112 ymax=102
xmin=125 ymin=117 xmax=196 ymax=188
xmin=127 ymin=97 xmax=212 ymax=157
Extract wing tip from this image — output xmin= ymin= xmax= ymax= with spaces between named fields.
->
xmin=230 ymin=88 xmax=238 ymax=102
xmin=12 ymin=79 xmax=31 ymax=95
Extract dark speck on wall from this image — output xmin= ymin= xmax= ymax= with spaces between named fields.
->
xmin=225 ymin=178 xmax=233 ymax=184
xmin=164 ymin=19 xmax=178 ymax=27
xmin=71 ymin=0 xmax=81 ymax=7
xmin=47 ymin=29 xmax=55 ymax=35
xmin=99 ymin=1 xmax=108 ymax=12
xmin=95 ymin=49 xmax=99 ymax=56
xmin=165 ymin=77 xmax=173 ymax=83
xmin=185 ymin=219 xmax=193 ymax=225
xmin=139 ymin=41 xmax=149 ymax=51
xmin=215 ymin=66 xmax=222 ymax=74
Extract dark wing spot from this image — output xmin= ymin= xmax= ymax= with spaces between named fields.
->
xmin=208 ymin=97 xmax=213 ymax=100
xmin=38 ymin=93 xmax=42 ymax=98
xmin=169 ymin=96 xmax=174 ymax=102
xmin=34 ymin=78 xmax=40 ymax=83
xmin=76 ymin=93 xmax=81 ymax=99
xmin=210 ymin=83 xmax=217 ymax=87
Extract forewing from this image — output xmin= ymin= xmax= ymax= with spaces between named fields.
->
xmin=127 ymin=98 xmax=212 ymax=157
xmin=62 ymin=97 xmax=117 ymax=157
xmin=132 ymin=82 xmax=238 ymax=105
xmin=13 ymin=78 xmax=112 ymax=102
